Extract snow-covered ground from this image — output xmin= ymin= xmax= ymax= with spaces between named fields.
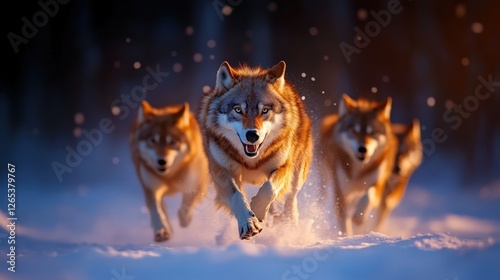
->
xmin=1 ymin=153 xmax=500 ymax=280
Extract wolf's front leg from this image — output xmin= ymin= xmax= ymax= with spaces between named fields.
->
xmin=250 ymin=168 xmax=287 ymax=222
xmin=281 ymin=191 xmax=300 ymax=225
xmin=352 ymin=194 xmax=369 ymax=226
xmin=230 ymin=191 xmax=262 ymax=239
xmin=211 ymin=163 xmax=262 ymax=240
xmin=250 ymin=181 xmax=278 ymax=222
xmin=334 ymin=186 xmax=349 ymax=236
xmin=178 ymin=190 xmax=203 ymax=228
xmin=144 ymin=188 xmax=172 ymax=242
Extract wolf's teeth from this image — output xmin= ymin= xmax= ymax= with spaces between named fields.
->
xmin=246 ymin=144 xmax=257 ymax=153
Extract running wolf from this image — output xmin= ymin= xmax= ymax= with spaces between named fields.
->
xmin=199 ymin=61 xmax=313 ymax=239
xmin=130 ymin=101 xmax=209 ymax=241
xmin=320 ymin=94 xmax=397 ymax=236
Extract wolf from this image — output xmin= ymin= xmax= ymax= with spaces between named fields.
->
xmin=130 ymin=100 xmax=209 ymax=242
xmin=320 ymin=94 xmax=397 ymax=236
xmin=199 ymin=61 xmax=313 ymax=240
xmin=377 ymin=119 xmax=422 ymax=230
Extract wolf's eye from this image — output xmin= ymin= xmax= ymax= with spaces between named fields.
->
xmin=366 ymin=125 xmax=374 ymax=135
xmin=234 ymin=106 xmax=242 ymax=114
xmin=168 ymin=139 xmax=178 ymax=148
xmin=149 ymin=137 xmax=156 ymax=143
xmin=262 ymin=108 xmax=270 ymax=114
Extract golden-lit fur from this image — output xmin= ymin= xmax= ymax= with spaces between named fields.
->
xmin=130 ymin=101 xmax=209 ymax=242
xmin=320 ymin=94 xmax=397 ymax=236
xmin=199 ymin=61 xmax=312 ymax=240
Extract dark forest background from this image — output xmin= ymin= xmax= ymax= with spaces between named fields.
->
xmin=1 ymin=0 xmax=499 ymax=190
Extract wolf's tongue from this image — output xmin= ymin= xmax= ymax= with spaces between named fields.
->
xmin=246 ymin=144 xmax=257 ymax=153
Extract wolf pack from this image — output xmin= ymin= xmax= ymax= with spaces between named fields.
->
xmin=129 ymin=61 xmax=423 ymax=242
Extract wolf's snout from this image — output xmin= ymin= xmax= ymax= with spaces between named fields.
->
xmin=246 ymin=130 xmax=260 ymax=143
xmin=358 ymin=146 xmax=367 ymax=154
xmin=157 ymin=159 xmax=166 ymax=166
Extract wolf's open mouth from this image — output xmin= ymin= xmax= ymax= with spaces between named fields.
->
xmin=244 ymin=144 xmax=259 ymax=156
xmin=245 ymin=144 xmax=257 ymax=153
xmin=239 ymin=133 xmax=267 ymax=158
xmin=157 ymin=167 xmax=167 ymax=172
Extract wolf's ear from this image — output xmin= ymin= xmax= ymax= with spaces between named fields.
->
xmin=215 ymin=61 xmax=238 ymax=93
xmin=266 ymin=61 xmax=286 ymax=90
xmin=138 ymin=100 xmax=153 ymax=122
xmin=379 ymin=97 xmax=392 ymax=120
xmin=408 ymin=119 xmax=421 ymax=140
xmin=339 ymin=94 xmax=356 ymax=117
xmin=175 ymin=102 xmax=190 ymax=127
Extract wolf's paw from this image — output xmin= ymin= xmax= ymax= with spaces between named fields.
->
xmin=239 ymin=213 xmax=263 ymax=240
xmin=154 ymin=228 xmax=172 ymax=242
xmin=178 ymin=207 xmax=192 ymax=228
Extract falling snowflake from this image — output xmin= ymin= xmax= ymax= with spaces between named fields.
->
xmin=207 ymin=40 xmax=216 ymax=48
xmin=461 ymin=57 xmax=470 ymax=66
xmin=74 ymin=113 xmax=84 ymax=125
xmin=268 ymin=2 xmax=277 ymax=12
xmin=471 ymin=22 xmax=483 ymax=34
xmin=445 ymin=100 xmax=454 ymax=110
xmin=309 ymin=27 xmax=318 ymax=36
xmin=73 ymin=127 xmax=82 ymax=138
xmin=185 ymin=26 xmax=194 ymax=36
xmin=455 ymin=4 xmax=466 ymax=18
xmin=357 ymin=9 xmax=368 ymax=20
xmin=173 ymin=63 xmax=182 ymax=73
xmin=111 ymin=106 xmax=120 ymax=116
xmin=427 ymin=97 xmax=436 ymax=107
xmin=193 ymin=53 xmax=203 ymax=63
xmin=222 ymin=6 xmax=232 ymax=16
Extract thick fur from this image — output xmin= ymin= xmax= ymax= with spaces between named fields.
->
xmin=130 ymin=101 xmax=209 ymax=242
xmin=199 ymin=61 xmax=313 ymax=240
xmin=320 ymin=94 xmax=397 ymax=236
xmin=378 ymin=119 xmax=422 ymax=229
